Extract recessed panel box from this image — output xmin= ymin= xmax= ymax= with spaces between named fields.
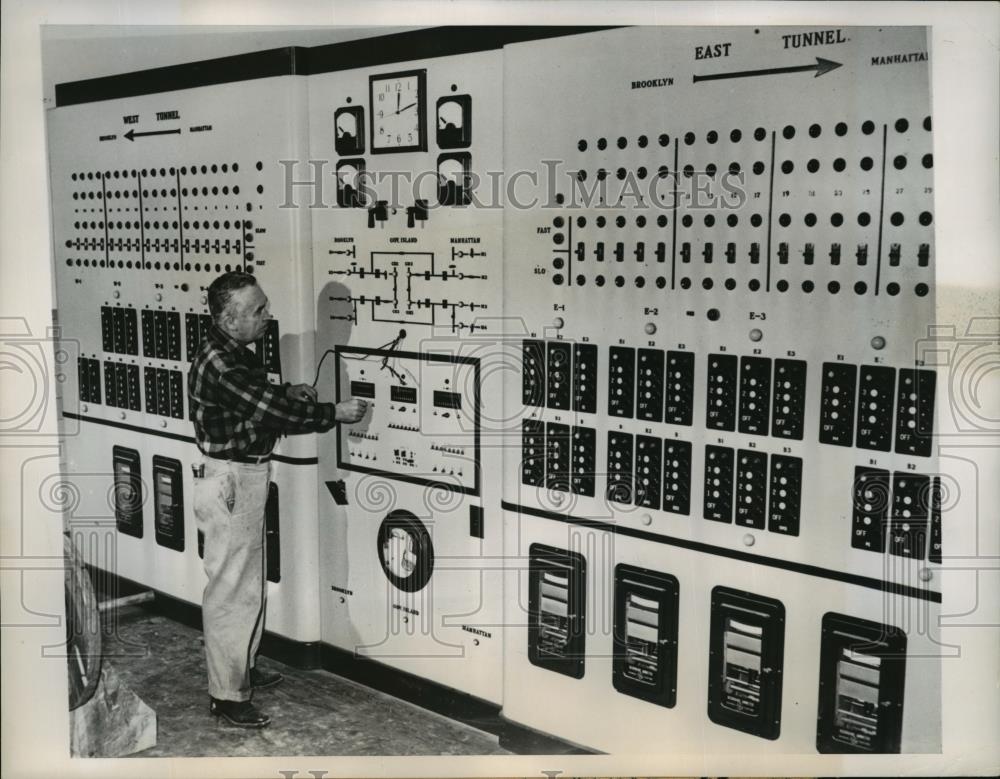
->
xmin=522 ymin=339 xmax=545 ymax=407
xmin=112 ymin=446 xmax=143 ymax=539
xmin=817 ymin=612 xmax=907 ymax=753
xmin=706 ymin=353 xmax=738 ymax=431
xmin=612 ymin=565 xmax=679 ymax=708
xmin=572 ymin=342 xmax=598 ymax=414
xmin=819 ymin=362 xmax=858 ymax=447
xmin=152 ymin=455 xmax=184 ymax=552
xmin=265 ymin=482 xmax=280 ymax=583
xmin=708 ymin=587 xmax=785 ymax=740
xmin=528 ymin=544 xmax=586 ymax=679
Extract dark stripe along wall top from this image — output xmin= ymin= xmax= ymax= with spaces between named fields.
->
xmin=55 ymin=27 xmax=617 ymax=107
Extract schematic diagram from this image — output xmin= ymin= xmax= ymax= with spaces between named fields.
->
xmin=327 ymin=247 xmax=490 ymax=333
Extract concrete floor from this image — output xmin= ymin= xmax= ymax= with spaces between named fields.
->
xmin=100 ymin=604 xmax=510 ymax=757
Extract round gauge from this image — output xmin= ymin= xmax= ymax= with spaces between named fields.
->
xmin=436 ymin=94 xmax=472 ymax=148
xmin=437 ymin=156 xmax=465 ymax=183
xmin=437 ymin=152 xmax=471 ymax=206
xmin=437 ymin=100 xmax=463 ymax=130
xmin=377 ymin=510 xmax=434 ymax=592
xmin=335 ymin=159 xmax=366 ymax=208
xmin=337 ymin=162 xmax=358 ymax=188
xmin=336 ymin=112 xmax=358 ymax=139
xmin=334 ymin=106 xmax=365 ymax=156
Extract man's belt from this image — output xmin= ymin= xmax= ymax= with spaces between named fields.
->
xmin=206 ymin=451 xmax=271 ymax=465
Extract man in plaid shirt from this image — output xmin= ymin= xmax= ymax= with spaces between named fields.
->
xmin=189 ymin=271 xmax=365 ymax=728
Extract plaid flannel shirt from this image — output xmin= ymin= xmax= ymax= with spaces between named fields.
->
xmin=188 ymin=323 xmax=336 ymax=458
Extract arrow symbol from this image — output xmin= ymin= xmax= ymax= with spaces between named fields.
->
xmin=693 ymin=57 xmax=842 ymax=83
xmin=124 ymin=128 xmax=182 ymax=141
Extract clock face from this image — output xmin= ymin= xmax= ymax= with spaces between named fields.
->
xmin=369 ymin=69 xmax=427 ymax=153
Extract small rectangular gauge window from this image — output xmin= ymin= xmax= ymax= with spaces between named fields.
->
xmin=351 ymin=381 xmax=376 ymax=399
xmin=433 ymin=391 xmax=461 ymax=410
xmin=390 ymin=385 xmax=417 ymax=404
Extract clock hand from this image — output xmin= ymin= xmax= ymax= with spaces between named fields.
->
xmin=397 ymin=102 xmax=417 ymax=113
xmin=396 ymin=92 xmax=400 ymax=111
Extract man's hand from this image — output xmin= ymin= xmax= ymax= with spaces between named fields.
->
xmin=286 ymin=383 xmax=318 ymax=402
xmin=335 ymin=398 xmax=368 ymax=423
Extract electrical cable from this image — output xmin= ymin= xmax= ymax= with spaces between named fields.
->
xmin=311 ymin=329 xmax=406 ymax=387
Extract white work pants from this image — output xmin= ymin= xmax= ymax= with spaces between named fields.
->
xmin=193 ymin=458 xmax=271 ymax=702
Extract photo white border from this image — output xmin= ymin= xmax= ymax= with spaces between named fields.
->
xmin=2 ymin=2 xmax=998 ymax=777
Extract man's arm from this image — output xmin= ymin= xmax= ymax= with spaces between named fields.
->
xmin=214 ymin=363 xmax=338 ymax=434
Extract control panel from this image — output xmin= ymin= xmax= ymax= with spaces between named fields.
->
xmin=47 ymin=25 xmax=970 ymax=761
xmin=310 ymin=48 xmax=506 ymax=705
xmin=49 ymin=71 xmax=326 ymax=641
xmin=335 ymin=347 xmax=480 ymax=494
xmin=501 ymin=25 xmax=942 ymax=756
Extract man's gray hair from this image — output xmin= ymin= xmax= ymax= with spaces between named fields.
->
xmin=207 ymin=271 xmax=257 ymax=321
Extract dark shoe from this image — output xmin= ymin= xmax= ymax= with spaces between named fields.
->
xmin=210 ymin=698 xmax=271 ymax=728
xmin=250 ymin=666 xmax=284 ymax=690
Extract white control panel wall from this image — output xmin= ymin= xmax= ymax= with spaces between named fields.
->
xmin=309 ymin=49 xmax=506 ymax=703
xmin=500 ymin=26 xmax=942 ymax=753
xmin=49 ymin=73 xmax=325 ymax=642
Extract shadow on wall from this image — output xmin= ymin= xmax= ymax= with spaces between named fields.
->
xmin=314 ymin=279 xmax=364 ymax=471
xmin=312 ymin=279 xmax=366 ymax=650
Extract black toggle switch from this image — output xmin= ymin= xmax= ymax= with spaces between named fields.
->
xmin=889 ymin=243 xmax=901 ymax=266
xmin=725 ymin=242 xmax=736 ymax=264
xmin=830 ymin=243 xmax=841 ymax=265
xmin=681 ymin=242 xmax=691 ymax=263
xmin=778 ymin=242 xmax=789 ymax=265
xmin=594 ymin=242 xmax=605 ymax=262
xmin=634 ymin=242 xmax=645 ymax=262
xmin=406 ymin=199 xmax=428 ymax=228
xmin=917 ymin=243 xmax=930 ymax=267
xmin=749 ymin=242 xmax=760 ymax=264
xmin=804 ymin=243 xmax=814 ymax=265
xmin=575 ymin=242 xmax=585 ymax=261
xmin=856 ymin=243 xmax=868 ymax=266
xmin=656 ymin=242 xmax=667 ymax=263
xmin=367 ymin=200 xmax=388 ymax=229
xmin=614 ymin=242 xmax=625 ymax=262
xmin=702 ymin=243 xmax=713 ymax=263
